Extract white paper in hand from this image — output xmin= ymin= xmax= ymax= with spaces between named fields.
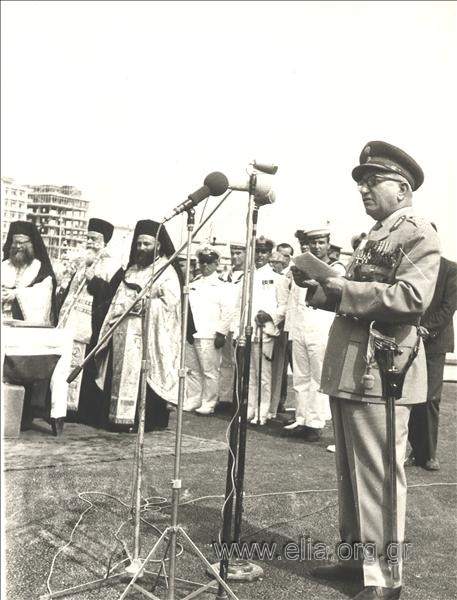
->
xmin=292 ymin=253 xmax=340 ymax=282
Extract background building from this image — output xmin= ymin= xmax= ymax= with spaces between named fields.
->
xmin=27 ymin=185 xmax=89 ymax=260
xmin=1 ymin=177 xmax=29 ymax=246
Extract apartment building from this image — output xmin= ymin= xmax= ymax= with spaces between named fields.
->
xmin=1 ymin=177 xmax=29 ymax=246
xmin=27 ymin=184 xmax=89 ymax=260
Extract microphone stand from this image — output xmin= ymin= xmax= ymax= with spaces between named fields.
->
xmin=216 ymin=172 xmax=265 ymax=598
xmin=117 ymin=207 xmax=240 ymax=600
xmin=41 ymin=191 xmax=239 ymax=600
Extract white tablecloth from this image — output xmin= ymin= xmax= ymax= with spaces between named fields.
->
xmin=2 ymin=324 xmax=73 ymax=419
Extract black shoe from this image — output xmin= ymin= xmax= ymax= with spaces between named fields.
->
xmin=51 ymin=418 xmax=64 ymax=437
xmin=303 ymin=427 xmax=322 ymax=442
xmin=424 ymin=458 xmax=440 ymax=471
xmin=352 ymin=586 xmax=401 ymax=599
xmin=404 ymin=453 xmax=416 ymax=467
xmin=282 ymin=424 xmax=307 ymax=437
xmin=311 ymin=563 xmax=363 ymax=581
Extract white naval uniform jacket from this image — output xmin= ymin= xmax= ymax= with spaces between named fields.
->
xmin=189 ymin=271 xmax=231 ymax=339
xmin=232 ymin=263 xmax=289 ymax=340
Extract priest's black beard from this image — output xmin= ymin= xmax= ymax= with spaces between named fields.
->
xmin=136 ymin=249 xmax=155 ymax=268
xmin=10 ymin=246 xmax=34 ymax=268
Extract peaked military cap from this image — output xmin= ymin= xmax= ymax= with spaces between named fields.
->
xmin=196 ymin=244 xmax=220 ymax=261
xmin=230 ymin=241 xmax=246 ymax=251
xmin=295 ymin=230 xmax=308 ymax=241
xmin=352 ymin=141 xmax=424 ymax=191
xmin=304 ymin=227 xmax=330 ymax=239
xmin=255 ymin=236 xmax=275 ymax=251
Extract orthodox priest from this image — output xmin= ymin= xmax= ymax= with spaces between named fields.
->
xmin=95 ymin=219 xmax=184 ymax=432
xmin=2 ymin=220 xmax=57 ymax=325
xmin=58 ymin=218 xmax=118 ymax=426
xmin=2 ymin=220 xmax=58 ymax=430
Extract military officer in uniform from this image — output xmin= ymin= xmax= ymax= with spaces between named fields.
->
xmin=293 ymin=141 xmax=440 ymax=600
xmin=284 ymin=227 xmax=345 ymax=441
xmin=218 ymin=242 xmax=246 ymax=406
xmin=232 ymin=236 xmax=289 ymax=424
xmin=185 ymin=245 xmax=232 ymax=414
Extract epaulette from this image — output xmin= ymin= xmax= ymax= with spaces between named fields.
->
xmin=389 ymin=215 xmax=407 ymax=232
xmin=404 ymin=215 xmax=429 ymax=229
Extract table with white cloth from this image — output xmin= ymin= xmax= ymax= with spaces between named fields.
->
xmin=2 ymin=321 xmax=73 ymax=433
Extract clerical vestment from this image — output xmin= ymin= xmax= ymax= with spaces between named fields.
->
xmin=95 ymin=257 xmax=181 ymax=425
xmin=2 ymin=258 xmax=53 ymax=324
xmin=58 ymin=253 xmax=118 ymax=411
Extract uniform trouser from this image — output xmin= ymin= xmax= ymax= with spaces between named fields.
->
xmin=269 ymin=330 xmax=289 ymax=416
xmin=185 ymin=338 xmax=222 ymax=410
xmin=292 ymin=330 xmax=331 ymax=428
xmin=248 ymin=337 xmax=274 ymax=422
xmin=330 ymin=398 xmax=411 ymax=588
xmin=408 ymin=352 xmax=445 ymax=465
xmin=218 ymin=333 xmax=235 ymax=404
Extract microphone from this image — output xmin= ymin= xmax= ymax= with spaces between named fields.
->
xmin=164 ymin=172 xmax=229 ymax=221
xmin=252 ymin=161 xmax=279 ymax=175
xmin=229 ymin=175 xmax=276 ymax=206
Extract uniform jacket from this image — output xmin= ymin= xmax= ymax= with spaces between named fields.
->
xmin=189 ymin=271 xmax=232 ymax=339
xmin=232 ymin=263 xmax=289 ymax=339
xmin=310 ymin=207 xmax=441 ymax=404
xmin=421 ymin=257 xmax=457 ymax=355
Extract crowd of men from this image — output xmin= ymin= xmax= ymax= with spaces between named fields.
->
xmin=2 ymin=140 xmax=457 ymax=600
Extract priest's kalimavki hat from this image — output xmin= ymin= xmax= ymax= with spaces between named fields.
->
xmin=88 ymin=218 xmax=114 ymax=244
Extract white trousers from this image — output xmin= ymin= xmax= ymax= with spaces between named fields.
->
xmin=185 ymin=339 xmax=222 ymax=410
xmin=218 ymin=333 xmax=235 ymax=404
xmin=292 ymin=329 xmax=331 ymax=428
xmin=247 ymin=338 xmax=274 ymax=422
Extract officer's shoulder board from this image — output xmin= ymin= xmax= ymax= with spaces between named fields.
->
xmin=404 ymin=215 xmax=433 ymax=229
xmin=392 ymin=214 xmax=432 ymax=234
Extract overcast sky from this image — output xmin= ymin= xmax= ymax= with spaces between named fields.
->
xmin=2 ymin=1 xmax=456 ymax=258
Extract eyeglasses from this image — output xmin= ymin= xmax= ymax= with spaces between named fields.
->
xmin=357 ymin=175 xmax=406 ymax=189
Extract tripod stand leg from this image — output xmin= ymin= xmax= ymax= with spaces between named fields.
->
xmin=179 ymin=529 xmax=240 ymax=600
xmin=118 ymin=529 xmax=169 ymax=600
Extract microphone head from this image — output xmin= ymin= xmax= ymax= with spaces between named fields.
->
xmin=204 ymin=172 xmax=229 ymax=197
xmin=253 ymin=161 xmax=279 ymax=175
xmin=254 ymin=178 xmax=276 ymax=205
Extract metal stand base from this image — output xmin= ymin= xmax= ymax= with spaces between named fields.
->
xmin=118 ymin=526 xmax=241 ymax=600
xmin=40 ymin=525 xmax=242 ymax=600
xmin=208 ymin=560 xmax=263 ymax=582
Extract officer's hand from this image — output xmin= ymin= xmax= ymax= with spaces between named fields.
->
xmin=321 ymin=276 xmax=345 ymax=298
xmin=255 ymin=310 xmax=273 ymax=325
xmin=214 ymin=332 xmax=226 ymax=349
xmin=290 ymin=266 xmax=318 ymax=288
xmin=418 ymin=325 xmax=430 ymax=340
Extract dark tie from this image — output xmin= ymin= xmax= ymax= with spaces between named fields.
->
xmin=371 ymin=221 xmax=383 ymax=231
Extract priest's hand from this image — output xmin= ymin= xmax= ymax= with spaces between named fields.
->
xmin=2 ymin=287 xmax=16 ymax=302
xmin=85 ymin=266 xmax=96 ymax=281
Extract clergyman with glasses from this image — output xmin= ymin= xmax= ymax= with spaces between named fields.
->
xmin=292 ymin=141 xmax=440 ymax=600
